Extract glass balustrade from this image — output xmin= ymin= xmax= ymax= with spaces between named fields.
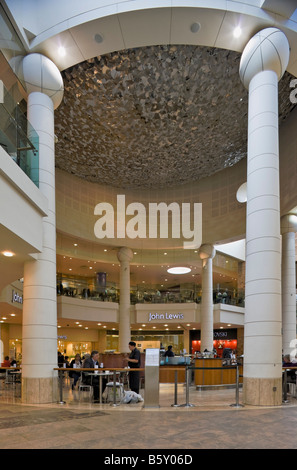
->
xmin=57 ymin=274 xmax=244 ymax=306
xmin=0 ymin=81 xmax=39 ymax=186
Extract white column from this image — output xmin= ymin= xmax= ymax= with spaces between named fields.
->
xmin=17 ymin=54 xmax=63 ymax=403
xmin=117 ymin=247 xmax=133 ymax=352
xmin=239 ymin=28 xmax=290 ymax=406
xmin=22 ymin=92 xmax=57 ymax=402
xmin=281 ymin=214 xmax=297 ymax=357
xmin=199 ymin=244 xmax=216 ymax=352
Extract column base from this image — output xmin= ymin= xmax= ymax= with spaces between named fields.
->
xmin=243 ymin=377 xmax=282 ymax=406
xmin=21 ymin=376 xmax=58 ymax=404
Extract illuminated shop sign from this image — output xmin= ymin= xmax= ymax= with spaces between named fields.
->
xmin=214 ymin=331 xmax=228 ymax=338
xmin=11 ymin=290 xmax=23 ymax=304
xmin=148 ymin=312 xmax=184 ymax=322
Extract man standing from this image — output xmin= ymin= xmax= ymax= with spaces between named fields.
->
xmin=127 ymin=341 xmax=141 ymax=394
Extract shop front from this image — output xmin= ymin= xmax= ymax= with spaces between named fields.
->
xmin=190 ymin=328 xmax=239 ymax=356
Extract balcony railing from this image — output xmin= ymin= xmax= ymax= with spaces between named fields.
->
xmin=0 ymin=81 xmax=39 ymax=186
xmin=57 ymin=275 xmax=244 ymax=306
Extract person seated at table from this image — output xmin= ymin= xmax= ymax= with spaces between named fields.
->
xmin=83 ymin=350 xmax=107 ymax=403
xmin=69 ymin=354 xmax=82 ymax=390
xmin=283 ymin=354 xmax=296 ymax=382
xmin=1 ymin=356 xmax=10 ymax=367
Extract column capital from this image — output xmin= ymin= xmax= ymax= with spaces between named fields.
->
xmin=281 ymin=214 xmax=297 ymax=234
xmin=239 ymin=27 xmax=290 ymax=89
xmin=117 ymin=246 xmax=133 ymax=263
xmin=199 ymin=244 xmax=216 ymax=260
xmin=15 ymin=53 xmax=64 ymax=109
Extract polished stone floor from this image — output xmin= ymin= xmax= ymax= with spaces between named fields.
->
xmin=0 ymin=380 xmax=297 ymax=451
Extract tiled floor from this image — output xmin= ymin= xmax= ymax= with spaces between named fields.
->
xmin=1 ymin=381 xmax=297 ymax=450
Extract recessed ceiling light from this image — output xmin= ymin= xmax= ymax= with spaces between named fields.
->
xmin=190 ymin=22 xmax=200 ymax=33
xmin=2 ymin=251 xmax=14 ymax=257
xmin=94 ymin=33 xmax=104 ymax=44
xmin=58 ymin=46 xmax=66 ymax=57
xmin=233 ymin=26 xmax=242 ymax=38
xmin=167 ymin=267 xmax=191 ymax=274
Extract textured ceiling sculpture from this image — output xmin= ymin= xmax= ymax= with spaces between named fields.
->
xmin=54 ymin=45 xmax=296 ymax=189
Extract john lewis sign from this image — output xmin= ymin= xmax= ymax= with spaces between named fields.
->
xmin=148 ymin=312 xmax=184 ymax=322
xmin=11 ymin=290 xmax=23 ymax=304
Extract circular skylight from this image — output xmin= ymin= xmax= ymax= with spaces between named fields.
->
xmin=167 ymin=267 xmax=191 ymax=274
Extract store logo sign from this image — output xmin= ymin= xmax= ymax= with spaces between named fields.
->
xmin=94 ymin=195 xmax=202 ymax=249
xmin=12 ymin=290 xmax=23 ymax=304
xmin=148 ymin=312 xmax=184 ymax=322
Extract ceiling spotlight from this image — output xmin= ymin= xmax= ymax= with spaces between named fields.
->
xmin=190 ymin=22 xmax=200 ymax=33
xmin=2 ymin=251 xmax=14 ymax=257
xmin=233 ymin=26 xmax=242 ymax=38
xmin=94 ymin=33 xmax=104 ymax=44
xmin=167 ymin=267 xmax=191 ymax=274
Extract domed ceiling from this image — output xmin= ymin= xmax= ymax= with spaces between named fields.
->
xmin=54 ymin=44 xmax=296 ymax=190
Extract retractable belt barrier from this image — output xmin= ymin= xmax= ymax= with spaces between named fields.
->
xmin=169 ymin=364 xmax=244 ymax=408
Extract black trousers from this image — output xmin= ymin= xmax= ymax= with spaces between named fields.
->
xmin=84 ymin=375 xmax=107 ymax=400
xmin=129 ymin=370 xmax=140 ymax=394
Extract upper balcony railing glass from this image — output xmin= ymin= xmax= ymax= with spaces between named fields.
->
xmin=0 ymin=81 xmax=39 ymax=186
xmin=57 ymin=274 xmax=244 ymax=306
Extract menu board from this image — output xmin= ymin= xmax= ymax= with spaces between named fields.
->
xmin=145 ymin=348 xmax=160 ymax=367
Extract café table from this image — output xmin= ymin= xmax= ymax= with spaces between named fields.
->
xmin=86 ymin=370 xmax=121 ymax=403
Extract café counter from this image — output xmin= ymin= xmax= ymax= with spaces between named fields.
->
xmin=159 ymin=356 xmax=191 ymax=384
xmin=194 ymin=358 xmax=243 ymax=388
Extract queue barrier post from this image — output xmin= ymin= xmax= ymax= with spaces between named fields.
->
xmin=111 ymin=370 xmax=120 ymax=407
xmin=230 ymin=364 xmax=244 ymax=408
xmin=283 ymin=369 xmax=289 ymax=403
xmin=171 ymin=369 xmax=181 ymax=407
xmin=58 ymin=368 xmax=66 ymax=405
xmin=180 ymin=366 xmax=195 ymax=408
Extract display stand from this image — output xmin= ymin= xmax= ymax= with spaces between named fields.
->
xmin=143 ymin=348 xmax=160 ymax=408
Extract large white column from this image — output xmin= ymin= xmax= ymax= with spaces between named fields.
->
xmin=199 ymin=244 xmax=216 ymax=352
xmin=281 ymin=214 xmax=297 ymax=357
xmin=17 ymin=54 xmax=63 ymax=403
xmin=117 ymin=247 xmax=133 ymax=353
xmin=239 ymin=28 xmax=290 ymax=406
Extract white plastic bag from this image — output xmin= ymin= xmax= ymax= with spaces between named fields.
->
xmin=121 ymin=390 xmax=144 ymax=404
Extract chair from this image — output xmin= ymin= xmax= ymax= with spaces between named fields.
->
xmin=78 ymin=374 xmax=93 ymax=400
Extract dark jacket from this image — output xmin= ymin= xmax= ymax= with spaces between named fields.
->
xmin=82 ymin=356 xmax=98 ymax=383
